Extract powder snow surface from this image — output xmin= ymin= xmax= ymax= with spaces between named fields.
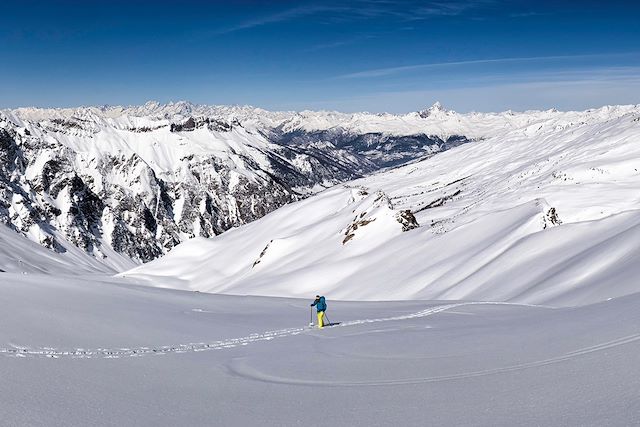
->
xmin=0 ymin=274 xmax=639 ymax=426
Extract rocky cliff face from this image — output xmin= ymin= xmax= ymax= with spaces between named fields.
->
xmin=0 ymin=102 xmax=471 ymax=265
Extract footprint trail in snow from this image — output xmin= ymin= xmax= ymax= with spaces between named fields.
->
xmin=0 ymin=302 xmax=538 ymax=360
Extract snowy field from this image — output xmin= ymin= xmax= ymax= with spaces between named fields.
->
xmin=1 ymin=273 xmax=640 ymax=426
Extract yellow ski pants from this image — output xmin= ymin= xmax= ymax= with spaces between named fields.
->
xmin=317 ymin=311 xmax=325 ymax=328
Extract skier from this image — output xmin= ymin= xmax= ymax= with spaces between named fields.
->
xmin=310 ymin=295 xmax=327 ymax=328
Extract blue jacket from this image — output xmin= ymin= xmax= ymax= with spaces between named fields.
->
xmin=311 ymin=296 xmax=326 ymax=312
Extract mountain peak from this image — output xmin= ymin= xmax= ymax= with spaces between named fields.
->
xmin=418 ymin=101 xmax=449 ymax=118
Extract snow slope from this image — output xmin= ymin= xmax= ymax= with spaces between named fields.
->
xmin=125 ymin=105 xmax=640 ymax=306
xmin=0 ymin=220 xmax=132 ymax=274
xmin=1 ymin=273 xmax=640 ymax=426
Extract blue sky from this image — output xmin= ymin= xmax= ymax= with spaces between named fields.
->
xmin=1 ymin=0 xmax=639 ymax=112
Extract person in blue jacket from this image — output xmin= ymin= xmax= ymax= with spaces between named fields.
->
xmin=311 ymin=295 xmax=327 ymax=328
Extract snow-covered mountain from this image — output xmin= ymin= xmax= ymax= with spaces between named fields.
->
xmin=3 ymin=103 xmax=640 ymax=426
xmin=0 ymin=101 xmax=474 ymax=266
xmin=125 ymin=104 xmax=640 ymax=306
xmin=2 ymin=101 xmax=639 ymax=276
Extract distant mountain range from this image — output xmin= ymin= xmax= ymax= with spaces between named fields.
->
xmin=0 ymin=101 xmax=469 ymax=267
xmin=1 ymin=102 xmax=638 ymax=274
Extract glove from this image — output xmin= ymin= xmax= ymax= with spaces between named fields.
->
xmin=310 ymin=304 xmax=313 ymax=306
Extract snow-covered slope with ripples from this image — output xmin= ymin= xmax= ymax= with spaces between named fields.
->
xmin=125 ymin=104 xmax=640 ymax=306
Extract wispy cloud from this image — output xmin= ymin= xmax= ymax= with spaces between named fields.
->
xmin=339 ymin=0 xmax=497 ymax=22
xmin=408 ymin=0 xmax=497 ymax=20
xmin=336 ymin=53 xmax=640 ymax=79
xmin=213 ymin=4 xmax=339 ymax=35
xmin=304 ymin=34 xmax=376 ymax=52
xmin=509 ymin=11 xmax=548 ymax=18
xmin=212 ymin=0 xmax=496 ymax=35
xmin=288 ymin=67 xmax=640 ymax=113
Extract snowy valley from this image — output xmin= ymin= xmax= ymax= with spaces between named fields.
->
xmin=0 ymin=101 xmax=469 ymax=267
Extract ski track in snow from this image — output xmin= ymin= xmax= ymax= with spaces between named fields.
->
xmin=228 ymin=332 xmax=640 ymax=388
xmin=5 ymin=300 xmax=631 ymax=373
xmin=0 ymin=302 xmax=516 ymax=360
xmin=3 ymin=300 xmax=640 ymax=385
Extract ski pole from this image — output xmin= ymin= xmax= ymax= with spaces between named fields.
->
xmin=310 ymin=306 xmax=314 ymax=326
xmin=324 ymin=312 xmax=331 ymax=326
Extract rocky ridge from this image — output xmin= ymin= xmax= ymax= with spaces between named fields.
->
xmin=0 ymin=102 xmax=471 ymax=266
